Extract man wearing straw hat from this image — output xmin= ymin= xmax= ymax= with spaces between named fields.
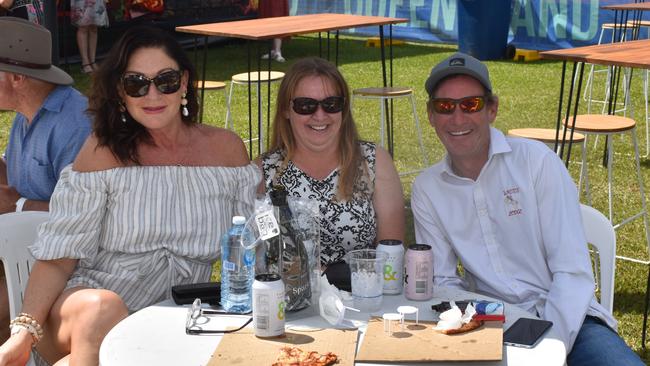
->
xmin=0 ymin=17 xmax=91 ymax=215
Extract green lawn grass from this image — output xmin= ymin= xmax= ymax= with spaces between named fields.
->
xmin=2 ymin=35 xmax=650 ymax=361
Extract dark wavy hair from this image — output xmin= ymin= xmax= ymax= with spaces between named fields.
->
xmin=88 ymin=26 xmax=199 ymax=165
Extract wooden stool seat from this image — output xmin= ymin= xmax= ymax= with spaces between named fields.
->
xmin=627 ymin=20 xmax=650 ymax=28
xmin=601 ymin=20 xmax=650 ymax=29
xmin=226 ymin=71 xmax=285 ymax=154
xmin=197 ymin=80 xmax=226 ymax=90
xmin=601 ymin=22 xmax=625 ymax=29
xmin=562 ymin=113 xmax=650 ymax=264
xmin=231 ymin=71 xmax=285 ymax=83
xmin=353 ymin=87 xmax=413 ymax=97
xmin=508 ymin=128 xmax=585 ymax=144
xmin=563 ymin=114 xmax=636 ymax=133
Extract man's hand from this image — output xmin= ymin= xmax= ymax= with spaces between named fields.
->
xmin=0 ymin=185 xmax=20 ymax=214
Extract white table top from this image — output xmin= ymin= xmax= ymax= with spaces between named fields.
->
xmin=99 ymin=286 xmax=566 ymax=366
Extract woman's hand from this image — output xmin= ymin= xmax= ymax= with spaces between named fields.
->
xmin=0 ymin=329 xmax=33 ymax=366
xmin=0 ymin=0 xmax=15 ymax=11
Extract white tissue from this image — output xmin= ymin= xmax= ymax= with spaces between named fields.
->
xmin=318 ymin=276 xmax=358 ymax=329
xmin=433 ymin=302 xmax=476 ymax=331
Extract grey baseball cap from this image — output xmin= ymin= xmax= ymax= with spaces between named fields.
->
xmin=425 ymin=52 xmax=492 ymax=97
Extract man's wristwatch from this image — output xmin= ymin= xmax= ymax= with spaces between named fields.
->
xmin=14 ymin=197 xmax=27 ymax=212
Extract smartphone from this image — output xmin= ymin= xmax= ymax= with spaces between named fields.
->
xmin=503 ymin=318 xmax=553 ymax=348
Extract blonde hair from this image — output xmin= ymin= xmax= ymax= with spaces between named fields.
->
xmin=267 ymin=57 xmax=366 ymax=200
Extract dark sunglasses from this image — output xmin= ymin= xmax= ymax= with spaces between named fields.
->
xmin=430 ymin=95 xmax=486 ymax=114
xmin=122 ymin=70 xmax=182 ymax=98
xmin=291 ymin=96 xmax=345 ymax=115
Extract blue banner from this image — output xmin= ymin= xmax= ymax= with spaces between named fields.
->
xmin=290 ymin=0 xmax=650 ymax=50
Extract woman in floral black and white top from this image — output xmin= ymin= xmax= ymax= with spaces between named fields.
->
xmin=257 ymin=57 xmax=405 ymax=267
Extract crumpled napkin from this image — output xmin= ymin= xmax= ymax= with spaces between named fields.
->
xmin=433 ymin=301 xmax=476 ymax=331
xmin=318 ymin=276 xmax=359 ymax=329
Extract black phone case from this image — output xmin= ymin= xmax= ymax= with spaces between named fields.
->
xmin=171 ymin=282 xmax=221 ymax=306
xmin=503 ymin=318 xmax=553 ymax=347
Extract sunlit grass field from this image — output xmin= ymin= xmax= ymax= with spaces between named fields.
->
xmin=2 ymin=34 xmax=649 ymax=362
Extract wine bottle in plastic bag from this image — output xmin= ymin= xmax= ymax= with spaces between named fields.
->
xmin=269 ymin=186 xmax=311 ymax=311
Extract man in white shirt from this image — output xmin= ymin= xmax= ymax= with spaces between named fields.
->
xmin=411 ymin=52 xmax=643 ymax=365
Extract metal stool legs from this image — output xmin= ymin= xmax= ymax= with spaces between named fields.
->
xmin=224 ymin=72 xmax=284 ymax=152
xmin=629 ymin=23 xmax=650 ymax=158
xmin=376 ymin=94 xmax=428 ymax=169
xmin=579 ymin=128 xmax=650 ymax=240
xmin=352 ymin=87 xmax=428 ymax=176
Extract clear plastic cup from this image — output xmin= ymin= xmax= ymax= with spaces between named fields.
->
xmin=345 ymin=249 xmax=388 ymax=312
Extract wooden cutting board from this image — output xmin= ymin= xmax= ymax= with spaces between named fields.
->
xmin=208 ymin=327 xmax=358 ymax=366
xmin=356 ymin=317 xmax=503 ymax=363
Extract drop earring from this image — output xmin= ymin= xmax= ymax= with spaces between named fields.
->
xmin=181 ymin=92 xmax=189 ymax=117
xmin=119 ymin=102 xmax=127 ymax=123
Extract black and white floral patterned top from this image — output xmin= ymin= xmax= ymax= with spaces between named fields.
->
xmin=261 ymin=141 xmax=377 ymax=266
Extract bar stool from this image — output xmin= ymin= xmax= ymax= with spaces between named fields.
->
xmin=197 ymin=80 xmax=226 ymax=119
xmin=582 ymin=23 xmax=632 ymax=115
xmin=507 ymin=128 xmax=586 ymax=152
xmin=225 ymin=71 xmax=285 ymax=150
xmin=626 ymin=19 xmax=650 ymax=157
xmin=507 ymin=128 xmax=590 ymax=201
xmin=565 ymin=114 xmax=650 ymax=263
xmin=351 ymin=86 xmax=428 ymax=176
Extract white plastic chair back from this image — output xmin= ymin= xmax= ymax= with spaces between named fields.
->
xmin=0 ymin=211 xmax=49 ymax=366
xmin=580 ymin=204 xmax=616 ymax=313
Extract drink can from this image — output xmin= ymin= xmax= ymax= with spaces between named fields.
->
xmin=376 ymin=239 xmax=405 ymax=295
xmin=404 ymin=244 xmax=433 ymax=300
xmin=252 ymin=273 xmax=286 ymax=337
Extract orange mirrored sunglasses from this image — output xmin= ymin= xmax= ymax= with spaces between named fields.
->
xmin=430 ymin=95 xmax=486 ymax=114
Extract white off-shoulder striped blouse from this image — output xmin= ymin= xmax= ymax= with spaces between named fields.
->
xmin=29 ymin=163 xmax=260 ymax=312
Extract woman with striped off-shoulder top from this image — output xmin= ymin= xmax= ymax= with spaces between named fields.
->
xmin=0 ymin=26 xmax=260 ymax=365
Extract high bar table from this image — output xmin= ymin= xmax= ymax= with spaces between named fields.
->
xmin=176 ymin=13 xmax=408 ymax=158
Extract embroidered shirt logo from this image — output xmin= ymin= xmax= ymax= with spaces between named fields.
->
xmin=503 ymin=187 xmax=522 ymax=216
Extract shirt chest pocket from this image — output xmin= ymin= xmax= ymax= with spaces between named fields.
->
xmin=27 ymin=156 xmax=56 ymax=196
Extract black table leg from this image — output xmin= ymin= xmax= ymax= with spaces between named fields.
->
xmin=247 ymin=41 xmax=253 ymax=160
xmin=641 ymin=265 xmax=650 ymax=349
xmin=335 ymin=31 xmax=340 ymax=67
xmin=266 ymin=39 xmax=272 ymax=151
xmin=555 ymin=61 xmax=581 ymax=166
xmin=378 ymin=25 xmax=393 ymax=157
xmin=318 ymin=32 xmax=322 ymax=59
xmin=389 ymin=24 xmax=395 ymax=157
xmin=200 ymin=36 xmax=208 ymax=124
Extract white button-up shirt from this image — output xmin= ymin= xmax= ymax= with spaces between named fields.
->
xmin=412 ymin=127 xmax=616 ymax=352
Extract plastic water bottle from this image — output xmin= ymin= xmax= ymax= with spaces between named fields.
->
xmin=221 ymin=216 xmax=255 ymax=313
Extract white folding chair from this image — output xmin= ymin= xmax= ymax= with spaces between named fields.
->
xmin=0 ymin=211 xmax=49 ymax=366
xmin=580 ymin=204 xmax=616 ymax=313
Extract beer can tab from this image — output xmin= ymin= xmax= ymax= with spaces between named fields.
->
xmin=255 ymin=210 xmax=280 ymax=240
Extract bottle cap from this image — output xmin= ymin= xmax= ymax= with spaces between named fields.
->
xmin=377 ymin=239 xmax=403 ymax=246
xmin=232 ymin=216 xmax=246 ymax=225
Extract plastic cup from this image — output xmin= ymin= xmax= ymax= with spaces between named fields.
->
xmin=345 ymin=249 xmax=388 ymax=312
